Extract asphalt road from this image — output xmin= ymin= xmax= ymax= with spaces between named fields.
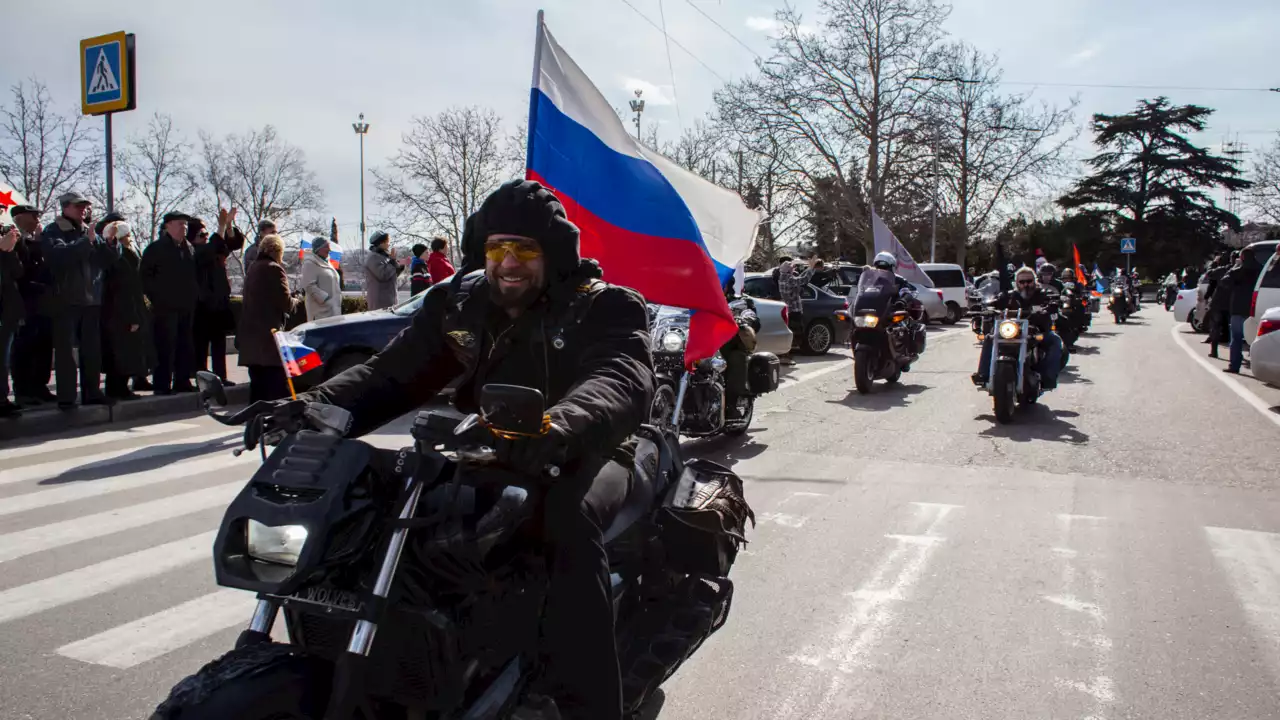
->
xmin=1 ymin=308 xmax=1278 ymax=719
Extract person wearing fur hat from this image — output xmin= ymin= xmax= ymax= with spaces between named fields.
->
xmin=236 ymin=179 xmax=654 ymax=720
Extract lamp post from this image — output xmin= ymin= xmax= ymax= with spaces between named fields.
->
xmin=352 ymin=113 xmax=370 ymax=251
xmin=628 ymin=90 xmax=645 ymax=140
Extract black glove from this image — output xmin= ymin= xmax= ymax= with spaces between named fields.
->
xmin=492 ymin=423 xmax=572 ymax=478
xmin=229 ymin=399 xmax=308 ymax=451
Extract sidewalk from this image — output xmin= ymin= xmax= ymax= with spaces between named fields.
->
xmin=1 ymin=351 xmax=252 ymax=443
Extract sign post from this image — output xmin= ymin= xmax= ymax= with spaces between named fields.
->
xmin=1120 ymin=237 xmax=1136 ymax=274
xmin=80 ymin=31 xmax=136 ymax=215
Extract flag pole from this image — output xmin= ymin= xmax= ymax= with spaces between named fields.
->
xmin=271 ymin=329 xmax=299 ymax=400
xmin=526 ymin=10 xmax=545 ymax=174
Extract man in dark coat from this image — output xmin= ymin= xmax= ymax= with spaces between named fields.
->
xmin=99 ymin=220 xmax=150 ymax=400
xmin=1224 ymin=250 xmax=1264 ymax=374
xmin=41 ymin=191 xmax=114 ymax=409
xmin=0 ymin=223 xmax=22 ymax=417
xmin=1204 ymin=254 xmax=1233 ymax=358
xmin=140 ymin=211 xmax=199 ymax=395
xmin=193 ymin=218 xmax=237 ymax=385
xmin=9 ymin=204 xmax=55 ymax=406
xmin=239 ymin=180 xmax=654 ymax=720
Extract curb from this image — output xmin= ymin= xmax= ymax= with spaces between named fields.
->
xmin=0 ymin=384 xmax=252 ymax=443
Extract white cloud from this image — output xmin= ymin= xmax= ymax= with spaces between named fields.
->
xmin=1064 ymin=43 xmax=1102 ymax=67
xmin=745 ymin=16 xmax=778 ymax=32
xmin=622 ymin=78 xmax=674 ymax=106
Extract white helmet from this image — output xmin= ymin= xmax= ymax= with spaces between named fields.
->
xmin=872 ymin=251 xmax=897 ymax=270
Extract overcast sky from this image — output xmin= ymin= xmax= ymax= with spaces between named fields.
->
xmin=3 ymin=0 xmax=1277 ymax=239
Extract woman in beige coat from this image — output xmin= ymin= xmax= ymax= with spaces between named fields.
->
xmin=301 ymin=238 xmax=342 ymax=321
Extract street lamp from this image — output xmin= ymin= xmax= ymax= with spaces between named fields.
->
xmin=352 ymin=113 xmax=370 ymax=251
xmin=629 ymin=90 xmax=645 ymax=140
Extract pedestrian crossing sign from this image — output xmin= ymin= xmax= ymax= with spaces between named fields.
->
xmin=80 ymin=31 xmax=135 ymax=115
xmin=1120 ymin=237 xmax=1136 ymax=254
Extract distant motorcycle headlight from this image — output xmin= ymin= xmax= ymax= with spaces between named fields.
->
xmin=247 ymin=520 xmax=308 ymax=566
xmin=855 ymin=315 xmax=879 ymax=328
xmin=661 ymin=330 xmax=686 ymax=352
xmin=998 ymin=320 xmax=1020 ymax=340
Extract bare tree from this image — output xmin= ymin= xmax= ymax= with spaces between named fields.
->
xmin=1248 ymin=133 xmax=1280 ymax=225
xmin=374 ymin=106 xmax=520 ymax=262
xmin=717 ymin=0 xmax=948 ymax=256
xmin=0 ymin=78 xmax=101 ymax=215
xmin=199 ymin=125 xmax=325 ymax=235
xmin=924 ymin=42 xmax=1077 ymax=266
xmin=117 ymin=113 xmax=198 ymax=244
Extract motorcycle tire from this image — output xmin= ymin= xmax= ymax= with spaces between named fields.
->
xmin=151 ymin=643 xmax=332 ymax=720
xmin=886 ymin=367 xmax=902 ymax=385
xmin=853 ymin=346 xmax=875 ymax=395
xmin=725 ymin=397 xmax=754 ymax=436
xmin=649 ymin=382 xmax=679 ymax=429
xmin=993 ymin=363 xmax=1016 ymax=424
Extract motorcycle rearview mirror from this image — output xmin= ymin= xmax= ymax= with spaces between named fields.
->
xmin=479 ymin=384 xmax=547 ymax=436
xmin=195 ymin=371 xmax=228 ymax=408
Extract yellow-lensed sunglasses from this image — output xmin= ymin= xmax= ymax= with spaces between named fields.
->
xmin=484 ymin=240 xmax=543 ymax=264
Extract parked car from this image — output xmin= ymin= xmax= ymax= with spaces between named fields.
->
xmin=918 ymin=263 xmax=970 ymax=324
xmin=289 ymin=291 xmax=423 ymax=389
xmin=743 ymin=272 xmax=850 ymax=354
xmin=746 ymin=296 xmax=794 ymax=356
xmin=1173 ymin=281 xmax=1208 ymax=332
xmin=1245 ymin=241 xmax=1280 ymax=342
xmin=825 ymin=263 xmax=946 ymax=324
xmin=1250 ymin=306 xmax=1280 ymax=387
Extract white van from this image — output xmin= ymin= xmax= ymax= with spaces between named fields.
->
xmin=918 ymin=263 xmax=970 ymax=324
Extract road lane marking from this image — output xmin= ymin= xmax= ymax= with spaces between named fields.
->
xmin=1170 ymin=323 xmax=1280 ymax=430
xmin=57 ymin=589 xmax=254 ymax=669
xmin=0 ymin=531 xmax=217 ymax=624
xmin=1 ymin=422 xmax=200 ymax=461
xmin=0 ymin=454 xmax=255 ymax=517
xmin=0 ymin=481 xmax=241 ymax=563
xmin=1206 ymin=526 xmax=1280 ymax=680
xmin=1047 ymin=511 xmax=1113 ymax=716
xmin=778 ymin=502 xmax=960 ymax=719
xmin=0 ymin=430 xmax=240 ymax=487
xmin=1044 ymin=594 xmax=1105 ymax=622
xmin=757 ymin=512 xmax=808 ymax=528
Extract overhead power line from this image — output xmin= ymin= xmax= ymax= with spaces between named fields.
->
xmin=657 ymin=0 xmax=684 ymax=133
xmin=998 ymin=80 xmax=1280 ymax=93
xmin=615 ymin=0 xmax=728 ymax=83
xmin=683 ymin=0 xmax=763 ymax=59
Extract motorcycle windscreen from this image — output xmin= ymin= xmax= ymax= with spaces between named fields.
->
xmin=649 ymin=304 xmax=692 ymax=352
xmin=851 ymin=268 xmax=896 ymax=316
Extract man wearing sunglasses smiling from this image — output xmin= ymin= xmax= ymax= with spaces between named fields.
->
xmin=240 ymin=179 xmax=654 ymax=720
xmin=971 ymin=265 xmax=1063 ymax=389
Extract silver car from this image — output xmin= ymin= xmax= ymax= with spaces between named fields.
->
xmin=746 ymin=296 xmax=794 ymax=356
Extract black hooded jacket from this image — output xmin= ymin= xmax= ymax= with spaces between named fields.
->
xmin=300 ymin=180 xmax=655 ymax=461
xmin=988 ymin=286 xmax=1056 ymax=334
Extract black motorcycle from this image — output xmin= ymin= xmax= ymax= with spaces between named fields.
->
xmin=1057 ymin=284 xmax=1087 ymax=350
xmin=851 ymin=268 xmax=926 ymax=394
xmin=648 ymin=303 xmax=780 ymax=437
xmin=978 ymin=306 xmax=1052 ymax=424
xmin=152 ymin=372 xmax=753 ymax=719
xmin=1109 ymin=285 xmax=1130 ymax=323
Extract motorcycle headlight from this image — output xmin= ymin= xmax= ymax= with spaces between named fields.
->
xmin=998 ymin=321 xmax=1020 ymax=340
xmin=855 ymin=315 xmax=879 ymax=328
xmin=661 ymin=330 xmax=686 ymax=353
xmin=247 ymin=520 xmax=308 ymax=566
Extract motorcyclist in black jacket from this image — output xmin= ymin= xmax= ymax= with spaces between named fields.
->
xmin=237 ymin=180 xmax=654 ymax=720
xmin=1038 ymin=262 xmax=1065 ymax=294
xmin=971 ymin=266 xmax=1064 ymax=389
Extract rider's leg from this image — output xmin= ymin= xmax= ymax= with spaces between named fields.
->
xmin=540 ymin=456 xmax=629 ymax=720
xmin=1039 ymin=332 xmax=1063 ymax=388
xmin=972 ymin=336 xmax=994 ymax=384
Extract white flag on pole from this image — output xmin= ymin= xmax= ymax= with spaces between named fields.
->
xmin=871 ymin=208 xmax=933 ymax=287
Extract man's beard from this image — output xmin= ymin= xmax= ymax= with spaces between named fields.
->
xmin=1020 ymin=288 xmax=1034 ymax=300
xmin=487 ymin=267 xmax=541 ymax=310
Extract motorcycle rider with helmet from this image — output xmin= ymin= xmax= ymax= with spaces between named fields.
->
xmin=1038 ymin=262 xmax=1065 ymax=294
xmin=971 ymin=266 xmax=1064 ymax=389
xmin=235 ymin=180 xmax=654 ymax=720
xmin=861 ymin=251 xmax=924 ymax=356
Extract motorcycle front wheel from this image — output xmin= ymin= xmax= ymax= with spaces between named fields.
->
xmin=725 ymin=396 xmax=754 ymax=436
xmin=993 ymin=363 xmax=1016 ymax=424
xmin=151 ymin=643 xmax=332 ymax=720
xmin=649 ymin=381 xmax=679 ymax=429
xmin=853 ymin=346 xmax=875 ymax=394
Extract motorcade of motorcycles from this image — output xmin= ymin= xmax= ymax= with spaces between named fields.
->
xmin=151 ymin=372 xmax=754 ymax=720
xmin=978 ymin=306 xmax=1054 ymax=424
xmin=850 ymin=267 xmax=927 ymax=394
xmin=647 ymin=303 xmax=780 ymax=437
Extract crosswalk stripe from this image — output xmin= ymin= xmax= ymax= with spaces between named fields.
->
xmin=0 ymin=481 xmax=242 ymax=563
xmin=1206 ymin=526 xmax=1280 ymax=674
xmin=0 ymin=430 xmax=239 ymax=488
xmin=0 ymin=531 xmax=218 ymax=625
xmin=56 ymin=589 xmax=255 ymax=669
xmin=0 ymin=454 xmax=256 ymax=518
xmin=1 ymin=421 xmax=200 ymax=461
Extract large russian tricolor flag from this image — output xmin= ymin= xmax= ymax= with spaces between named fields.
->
xmin=526 ymin=15 xmax=763 ymax=366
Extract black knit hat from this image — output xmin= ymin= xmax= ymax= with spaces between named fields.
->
xmin=458 ymin=179 xmax=580 ymax=281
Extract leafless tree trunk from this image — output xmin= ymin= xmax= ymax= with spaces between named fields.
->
xmin=373 ymin=106 xmax=520 ymax=266
xmin=118 ymin=112 xmax=198 ymax=244
xmin=0 ymin=78 xmax=101 ymax=215
xmin=1248 ymin=133 xmax=1280 ymax=225
xmin=925 ymin=43 xmax=1077 ymax=267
